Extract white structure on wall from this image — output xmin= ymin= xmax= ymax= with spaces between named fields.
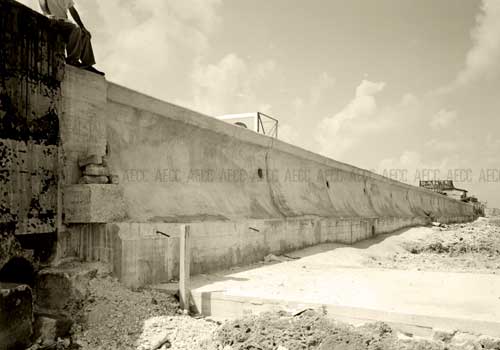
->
xmin=216 ymin=112 xmax=279 ymax=138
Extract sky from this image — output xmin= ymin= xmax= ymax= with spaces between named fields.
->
xmin=19 ymin=0 xmax=500 ymax=207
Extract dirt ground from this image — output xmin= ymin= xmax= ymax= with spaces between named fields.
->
xmin=364 ymin=217 xmax=500 ymax=273
xmin=45 ymin=216 xmax=500 ymax=350
xmin=209 ymin=310 xmax=500 ymax=350
xmin=70 ymin=276 xmax=220 ymax=350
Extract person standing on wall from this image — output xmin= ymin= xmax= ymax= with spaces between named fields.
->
xmin=38 ymin=0 xmax=104 ymax=76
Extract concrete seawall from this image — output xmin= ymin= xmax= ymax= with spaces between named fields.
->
xmin=103 ymin=82 xmax=471 ymax=223
xmin=58 ymin=66 xmax=474 ymax=287
xmin=0 ymin=0 xmax=471 ymax=287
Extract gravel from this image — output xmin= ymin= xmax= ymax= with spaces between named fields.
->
xmin=210 ymin=310 xmax=500 ymax=350
xmin=366 ymin=217 xmax=500 ymax=273
xmin=72 ymin=276 xmax=179 ymax=350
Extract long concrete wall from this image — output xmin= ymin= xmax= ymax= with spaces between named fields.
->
xmin=57 ymin=66 xmax=475 ymax=287
xmin=103 ymin=83 xmax=472 ymax=223
xmin=102 ymin=83 xmax=471 ymax=222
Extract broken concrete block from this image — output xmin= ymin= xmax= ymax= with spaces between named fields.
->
xmin=35 ymin=265 xmax=97 ymax=315
xmin=83 ymin=164 xmax=109 ymax=176
xmin=63 ymin=184 xmax=126 ymax=223
xmin=0 ymin=284 xmax=33 ymax=350
xmin=78 ymin=154 xmax=103 ymax=168
xmin=79 ymin=175 xmax=109 ymax=184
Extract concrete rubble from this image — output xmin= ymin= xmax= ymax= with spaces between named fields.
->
xmin=77 ymin=154 xmax=119 ymax=185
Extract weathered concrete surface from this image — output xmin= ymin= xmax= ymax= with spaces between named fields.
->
xmin=34 ymin=265 xmax=97 ymax=315
xmin=63 ymin=184 xmax=126 ymax=223
xmin=103 ymin=82 xmax=473 ymax=224
xmin=0 ymin=0 xmax=65 ymax=237
xmin=54 ymin=67 xmax=476 ymax=286
xmin=60 ymin=216 xmax=475 ymax=288
xmin=188 ymin=237 xmax=500 ymax=337
xmin=0 ymin=283 xmax=33 ymax=349
xmin=0 ymin=232 xmax=24 ymax=272
xmin=60 ymin=66 xmax=107 ymax=186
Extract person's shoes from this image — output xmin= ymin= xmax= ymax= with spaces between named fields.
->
xmin=66 ymin=60 xmax=83 ymax=67
xmin=84 ymin=66 xmax=105 ymax=76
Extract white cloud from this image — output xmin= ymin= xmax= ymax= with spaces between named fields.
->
xmin=457 ymin=0 xmax=500 ymax=85
xmin=316 ymin=80 xmax=385 ymax=159
xmin=189 ymin=54 xmax=277 ymax=116
xmin=91 ymin=0 xmax=222 ymax=99
xmin=425 ymin=139 xmax=458 ymax=153
xmin=16 ymin=0 xmax=223 ymax=101
xmin=429 ymin=109 xmax=457 ymax=130
xmin=377 ymin=150 xmax=464 ymax=185
xmin=437 ymin=0 xmax=500 ymax=92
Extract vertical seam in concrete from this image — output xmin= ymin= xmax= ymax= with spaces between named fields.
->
xmin=264 ymin=138 xmax=287 ymax=218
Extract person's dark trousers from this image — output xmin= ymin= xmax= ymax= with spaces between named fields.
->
xmin=53 ymin=20 xmax=96 ymax=67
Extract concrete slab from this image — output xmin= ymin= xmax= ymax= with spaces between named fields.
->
xmin=190 ymin=240 xmax=500 ymax=337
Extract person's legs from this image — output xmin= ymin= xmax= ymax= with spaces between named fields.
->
xmin=79 ymin=31 xmax=96 ymax=67
xmin=55 ymin=21 xmax=82 ymax=65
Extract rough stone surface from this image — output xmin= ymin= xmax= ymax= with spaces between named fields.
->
xmin=0 ymin=0 xmax=64 ymax=236
xmin=0 ymin=233 xmax=25 ymax=271
xmin=79 ymin=175 xmax=109 ymax=184
xmin=83 ymin=164 xmax=109 ymax=177
xmin=33 ymin=314 xmax=73 ymax=346
xmin=210 ymin=310 xmax=500 ymax=350
xmin=78 ymin=154 xmax=103 ymax=168
xmin=0 ymin=283 xmax=33 ymax=350
xmin=72 ymin=274 xmax=179 ymax=350
xmin=34 ymin=264 xmax=97 ymax=318
xmin=109 ymin=174 xmax=120 ymax=184
xmin=63 ymin=185 xmax=125 ymax=223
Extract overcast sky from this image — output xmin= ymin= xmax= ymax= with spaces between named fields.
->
xmin=19 ymin=0 xmax=500 ymax=207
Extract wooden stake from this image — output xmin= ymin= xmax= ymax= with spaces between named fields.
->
xmin=179 ymin=224 xmax=191 ymax=312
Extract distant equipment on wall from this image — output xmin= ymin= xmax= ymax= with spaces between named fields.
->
xmin=216 ymin=112 xmax=279 ymax=138
xmin=419 ymin=180 xmax=485 ymax=216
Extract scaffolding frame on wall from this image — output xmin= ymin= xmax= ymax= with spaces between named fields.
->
xmin=216 ymin=112 xmax=279 ymax=139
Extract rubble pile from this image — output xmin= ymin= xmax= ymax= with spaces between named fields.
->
xmin=211 ymin=310 xmax=500 ymax=350
xmin=71 ymin=275 xmax=179 ymax=350
xmin=78 ymin=154 xmax=119 ymax=184
xmin=368 ymin=218 xmax=500 ymax=272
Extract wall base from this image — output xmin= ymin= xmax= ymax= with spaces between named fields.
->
xmin=59 ymin=215 xmax=473 ymax=288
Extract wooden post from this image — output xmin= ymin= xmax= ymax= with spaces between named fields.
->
xmin=179 ymin=224 xmax=191 ymax=312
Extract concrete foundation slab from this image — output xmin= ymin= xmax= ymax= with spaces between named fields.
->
xmin=189 ymin=243 xmax=500 ymax=338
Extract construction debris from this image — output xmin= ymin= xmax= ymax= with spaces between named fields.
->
xmin=77 ymin=154 xmax=119 ymax=185
xmin=367 ymin=218 xmax=500 ymax=272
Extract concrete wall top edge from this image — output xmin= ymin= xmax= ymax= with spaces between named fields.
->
xmin=106 ymin=81 xmax=470 ymax=208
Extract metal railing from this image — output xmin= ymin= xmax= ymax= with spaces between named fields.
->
xmin=256 ymin=112 xmax=279 ymax=138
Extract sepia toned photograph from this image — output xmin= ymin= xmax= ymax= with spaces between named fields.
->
xmin=1 ymin=0 xmax=499 ymax=349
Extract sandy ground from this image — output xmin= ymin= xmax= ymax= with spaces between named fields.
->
xmin=363 ymin=217 xmax=500 ymax=273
